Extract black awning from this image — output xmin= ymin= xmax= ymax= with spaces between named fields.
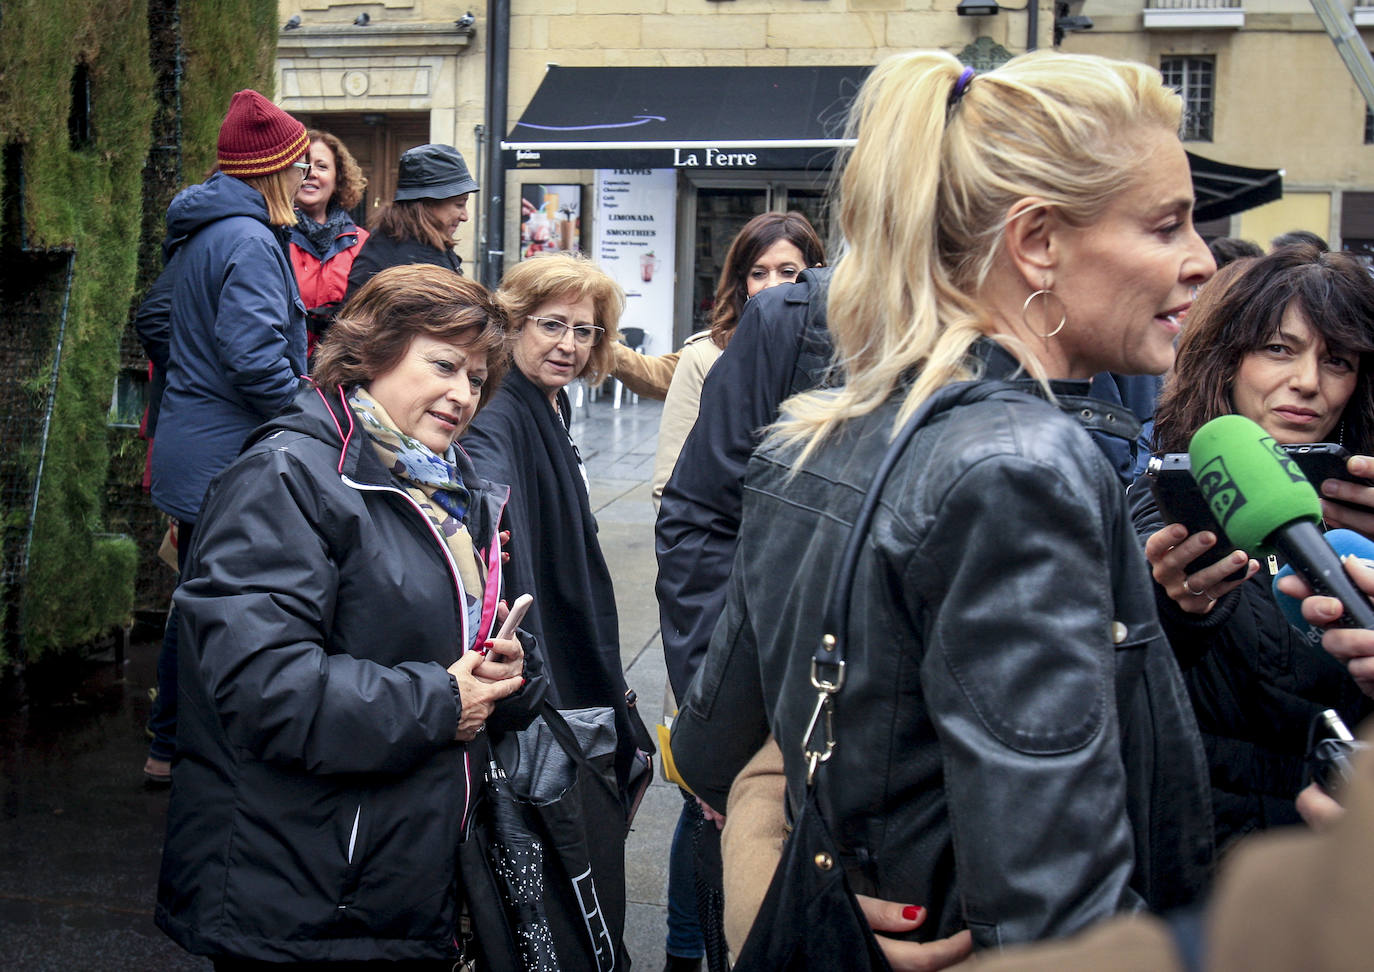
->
xmin=502 ymin=65 xmax=870 ymax=171
xmin=1188 ymin=151 xmax=1283 ymax=222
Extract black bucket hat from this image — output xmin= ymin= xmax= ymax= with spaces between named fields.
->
xmin=394 ymin=143 xmax=479 ymax=201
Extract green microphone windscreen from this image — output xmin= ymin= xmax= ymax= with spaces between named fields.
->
xmin=1187 ymin=414 xmax=1322 ymax=556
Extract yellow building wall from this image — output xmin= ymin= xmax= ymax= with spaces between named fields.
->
xmin=1064 ymin=13 xmax=1374 ymax=247
xmin=274 ymin=0 xmax=1053 ymax=272
xmin=1238 ymin=191 xmax=1333 ymax=248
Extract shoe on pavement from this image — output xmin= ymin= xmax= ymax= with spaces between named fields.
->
xmin=143 ymin=756 xmax=172 ymax=787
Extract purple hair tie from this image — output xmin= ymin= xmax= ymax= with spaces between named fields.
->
xmin=948 ymin=66 xmax=976 ymax=114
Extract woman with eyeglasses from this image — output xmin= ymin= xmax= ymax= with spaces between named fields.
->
xmin=134 ymin=89 xmax=310 ymax=787
xmin=460 ymin=252 xmax=642 ymax=964
xmin=462 ymin=252 xmax=640 ymax=765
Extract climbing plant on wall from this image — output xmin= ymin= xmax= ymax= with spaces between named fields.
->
xmin=0 ymin=0 xmax=277 ymax=666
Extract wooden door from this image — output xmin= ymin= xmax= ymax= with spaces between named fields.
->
xmin=295 ymin=112 xmax=431 ymax=227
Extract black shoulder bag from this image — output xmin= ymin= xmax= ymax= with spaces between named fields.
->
xmin=732 ymin=381 xmax=1008 ymax=971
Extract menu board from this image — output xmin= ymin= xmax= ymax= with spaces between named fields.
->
xmin=519 ymin=183 xmax=582 ymax=260
xmin=593 ymin=169 xmax=676 ymax=357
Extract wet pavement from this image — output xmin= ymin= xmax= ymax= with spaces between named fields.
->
xmin=0 ymin=392 xmax=676 ymax=970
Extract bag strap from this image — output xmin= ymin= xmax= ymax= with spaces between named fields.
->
xmin=802 ymin=379 xmax=1017 ymax=783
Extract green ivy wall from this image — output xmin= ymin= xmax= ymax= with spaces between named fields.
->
xmin=0 ymin=0 xmax=276 ymax=665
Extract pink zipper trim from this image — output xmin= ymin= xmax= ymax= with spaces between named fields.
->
xmin=475 ymin=489 xmax=510 ymax=643
xmin=325 ymin=391 xmax=479 ymax=832
xmin=334 ymin=386 xmax=355 ymax=474
xmin=310 ymin=382 xmax=356 ymax=475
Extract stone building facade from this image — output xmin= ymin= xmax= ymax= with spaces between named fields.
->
xmin=275 ymin=0 xmax=1042 ymax=346
xmin=1064 ymin=0 xmax=1374 ymax=250
xmin=276 ymin=0 xmax=1374 ymax=344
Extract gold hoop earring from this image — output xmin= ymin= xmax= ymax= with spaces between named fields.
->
xmin=1022 ymin=289 xmax=1067 ymax=339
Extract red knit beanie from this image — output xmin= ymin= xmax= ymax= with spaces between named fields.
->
xmin=217 ymin=90 xmax=307 ymax=178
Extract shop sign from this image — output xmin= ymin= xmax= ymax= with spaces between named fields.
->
xmin=671 ymin=147 xmax=759 ymax=168
xmin=593 ymin=169 xmax=677 ymax=356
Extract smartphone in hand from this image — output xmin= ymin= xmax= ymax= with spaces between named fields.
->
xmin=1145 ymin=453 xmax=1244 ymax=576
xmin=1284 ymin=443 xmax=1374 ymax=511
xmin=494 ymin=593 xmax=533 ymax=642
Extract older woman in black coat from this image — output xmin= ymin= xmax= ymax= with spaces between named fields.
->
xmin=460 ymin=254 xmax=642 ymax=782
xmin=157 ymin=266 xmax=542 ymax=968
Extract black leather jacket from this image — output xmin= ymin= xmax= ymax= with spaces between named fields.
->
xmin=672 ymin=369 xmax=1213 ymax=950
xmin=1129 ymin=478 xmax=1373 ymax=850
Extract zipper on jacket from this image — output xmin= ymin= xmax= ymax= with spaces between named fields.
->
xmin=339 ymin=476 xmax=496 ymax=835
xmin=347 ymin=804 xmax=360 ymax=864
xmin=340 ymin=476 xmax=492 ymax=649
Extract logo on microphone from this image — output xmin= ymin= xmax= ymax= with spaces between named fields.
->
xmin=1264 ymin=434 xmax=1308 ymax=485
xmin=1195 ymin=454 xmax=1247 ymax=527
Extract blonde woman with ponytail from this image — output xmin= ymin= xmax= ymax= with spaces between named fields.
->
xmin=672 ymin=49 xmax=1216 ymax=959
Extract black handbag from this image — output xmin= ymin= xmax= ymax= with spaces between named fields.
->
xmin=460 ymin=701 xmax=631 ymax=972
xmin=732 ymin=384 xmax=997 ymax=972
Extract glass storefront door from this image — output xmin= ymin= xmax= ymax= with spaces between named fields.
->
xmin=674 ymin=174 xmax=833 ymax=345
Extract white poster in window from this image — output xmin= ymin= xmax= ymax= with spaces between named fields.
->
xmin=594 ymin=169 xmax=676 ymax=357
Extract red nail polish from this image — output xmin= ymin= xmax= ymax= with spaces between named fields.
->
xmin=902 ymin=905 xmax=921 ymax=921
xmin=483 ymin=640 xmax=494 ymax=649
xmin=520 ymin=678 xmax=527 ymax=688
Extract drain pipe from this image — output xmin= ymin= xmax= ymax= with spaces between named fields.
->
xmin=481 ymin=0 xmax=510 ymax=289
xmin=473 ymin=124 xmax=486 ymax=281
xmin=1027 ymin=0 xmax=1039 ymax=50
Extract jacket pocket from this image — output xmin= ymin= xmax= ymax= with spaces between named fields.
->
xmin=337 ymin=798 xmax=368 ymax=909
xmin=221 ymin=764 xmax=366 ymax=941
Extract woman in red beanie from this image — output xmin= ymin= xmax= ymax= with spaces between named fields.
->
xmin=133 ymin=89 xmax=310 ymax=790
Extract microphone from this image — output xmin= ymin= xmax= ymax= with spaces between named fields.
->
xmin=1273 ymin=529 xmax=1374 ymax=642
xmin=1189 ymin=415 xmax=1374 ymax=629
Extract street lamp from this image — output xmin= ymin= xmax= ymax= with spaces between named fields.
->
xmin=957 ymin=0 xmax=1002 ymax=15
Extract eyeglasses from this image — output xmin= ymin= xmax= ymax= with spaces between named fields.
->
xmin=528 ymin=316 xmax=604 ymax=346
xmin=291 ymin=161 xmax=311 ymax=174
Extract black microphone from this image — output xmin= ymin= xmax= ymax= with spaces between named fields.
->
xmin=1188 ymin=415 xmax=1374 ymax=629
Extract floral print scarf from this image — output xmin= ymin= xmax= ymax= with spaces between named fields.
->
xmin=349 ymin=387 xmax=485 ymax=639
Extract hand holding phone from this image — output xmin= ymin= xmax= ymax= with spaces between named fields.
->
xmin=1284 ymin=444 xmax=1374 ymax=510
xmin=1145 ymin=453 xmax=1244 ymax=576
xmin=472 ymin=594 xmax=532 ymax=680
xmin=495 ymin=593 xmax=533 ymax=642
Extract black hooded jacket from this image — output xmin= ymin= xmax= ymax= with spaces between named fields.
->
xmin=156 ymin=383 xmax=544 ymax=963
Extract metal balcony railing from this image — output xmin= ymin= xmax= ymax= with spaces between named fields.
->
xmin=1146 ymin=0 xmax=1241 ymax=7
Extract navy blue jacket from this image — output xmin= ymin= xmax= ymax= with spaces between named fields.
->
xmin=145 ymin=172 xmax=307 ymax=522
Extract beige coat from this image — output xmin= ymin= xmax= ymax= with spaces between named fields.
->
xmin=651 ymin=332 xmax=723 ymax=511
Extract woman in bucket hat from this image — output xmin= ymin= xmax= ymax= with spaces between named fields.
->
xmin=134 ymin=88 xmax=311 ymax=789
xmin=346 ymin=143 xmax=479 ymax=299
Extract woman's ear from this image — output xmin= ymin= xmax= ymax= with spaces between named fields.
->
xmin=1003 ymin=197 xmax=1059 ymax=290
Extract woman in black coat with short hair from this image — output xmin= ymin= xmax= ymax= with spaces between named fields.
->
xmin=157 ymin=266 xmax=543 ymax=968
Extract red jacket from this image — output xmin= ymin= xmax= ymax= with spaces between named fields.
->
xmin=289 ymin=224 xmax=370 ymax=311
